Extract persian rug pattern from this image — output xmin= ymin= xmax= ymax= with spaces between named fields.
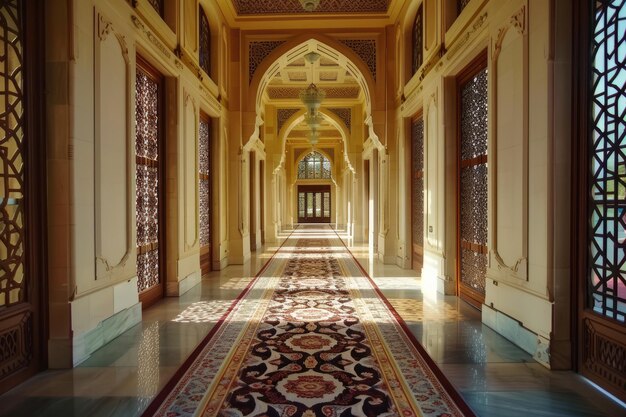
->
xmin=146 ymin=229 xmax=473 ymax=417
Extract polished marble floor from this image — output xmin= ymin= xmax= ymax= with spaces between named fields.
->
xmin=0 ymin=227 xmax=625 ymax=417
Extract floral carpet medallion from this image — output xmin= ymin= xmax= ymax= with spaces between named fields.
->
xmin=145 ymin=227 xmax=475 ymax=417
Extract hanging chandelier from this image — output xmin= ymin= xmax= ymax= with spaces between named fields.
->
xmin=299 ymin=52 xmax=325 ymax=147
xmin=298 ymin=0 xmax=320 ymax=12
xmin=300 ymin=84 xmax=326 ymax=117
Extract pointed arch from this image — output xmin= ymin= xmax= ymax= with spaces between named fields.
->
xmin=274 ymin=108 xmax=355 ymax=175
xmin=248 ymin=35 xmax=376 ymax=116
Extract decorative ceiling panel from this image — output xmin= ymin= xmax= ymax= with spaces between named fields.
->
xmin=277 ymin=108 xmax=300 ymax=132
xmin=232 ymin=0 xmax=391 ymax=15
xmin=327 ymin=107 xmax=352 ymax=131
xmin=249 ymin=40 xmax=286 ymax=82
xmin=267 ymin=86 xmax=360 ymax=100
xmin=320 ymin=71 xmax=338 ymax=81
xmin=288 ymin=71 xmax=308 ymax=81
xmin=289 ymin=58 xmax=306 ymax=67
xmin=339 ymin=39 xmax=377 ymax=80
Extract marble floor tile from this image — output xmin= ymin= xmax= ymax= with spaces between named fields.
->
xmin=0 ymin=228 xmax=624 ymax=417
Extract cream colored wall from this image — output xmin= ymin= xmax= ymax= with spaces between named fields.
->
xmin=44 ymin=0 xmax=573 ymax=372
xmin=397 ymin=0 xmax=572 ymax=368
xmin=46 ymin=0 xmax=229 ymax=367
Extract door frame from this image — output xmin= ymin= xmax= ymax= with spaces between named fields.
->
xmin=571 ymin=0 xmax=626 ymax=401
xmin=455 ymin=50 xmax=488 ymax=310
xmin=136 ymin=55 xmax=166 ymax=309
xmin=297 ymin=184 xmax=332 ymax=223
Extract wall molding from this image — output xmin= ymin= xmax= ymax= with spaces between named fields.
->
xmin=94 ymin=9 xmax=134 ymax=279
xmin=489 ymin=3 xmax=529 ymax=281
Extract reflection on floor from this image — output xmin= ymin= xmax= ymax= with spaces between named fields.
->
xmin=0 ymin=226 xmax=624 ymax=417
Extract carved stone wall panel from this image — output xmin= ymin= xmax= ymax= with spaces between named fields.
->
xmin=232 ymin=0 xmax=390 ymax=15
xmin=94 ymin=12 xmax=133 ymax=279
xmin=490 ymin=4 xmax=528 ymax=280
xmin=425 ymin=95 xmax=440 ymax=249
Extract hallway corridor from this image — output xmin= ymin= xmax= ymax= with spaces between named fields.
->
xmin=0 ymin=226 xmax=623 ymax=417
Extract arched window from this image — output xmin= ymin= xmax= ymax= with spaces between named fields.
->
xmin=298 ymin=152 xmax=331 ymax=179
xmin=412 ymin=4 xmax=423 ymax=75
xmin=199 ymin=7 xmax=211 ymax=77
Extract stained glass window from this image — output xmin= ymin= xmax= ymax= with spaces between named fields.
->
xmin=199 ymin=117 xmax=210 ymax=247
xmin=588 ymin=0 xmax=626 ymax=322
xmin=199 ymin=7 xmax=210 ymax=77
xmin=412 ymin=4 xmax=423 ymax=76
xmin=298 ymin=152 xmax=332 ymax=179
xmin=459 ymin=66 xmax=488 ymax=296
xmin=135 ymin=65 xmax=161 ymax=294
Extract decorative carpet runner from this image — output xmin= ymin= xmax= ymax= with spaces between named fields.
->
xmin=144 ymin=227 xmax=475 ymax=417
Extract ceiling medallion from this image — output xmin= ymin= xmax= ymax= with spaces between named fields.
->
xmin=298 ymin=0 xmax=320 ymax=12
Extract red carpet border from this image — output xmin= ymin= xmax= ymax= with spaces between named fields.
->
xmin=143 ymin=227 xmax=476 ymax=417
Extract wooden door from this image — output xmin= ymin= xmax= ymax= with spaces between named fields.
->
xmin=411 ymin=116 xmax=424 ymax=272
xmin=199 ymin=113 xmax=211 ymax=275
xmin=456 ymin=53 xmax=488 ymax=309
xmin=0 ymin=0 xmax=46 ymax=394
xmin=297 ymin=185 xmax=331 ymax=223
xmin=135 ymin=57 xmax=165 ymax=309
xmin=573 ymin=0 xmax=626 ymax=401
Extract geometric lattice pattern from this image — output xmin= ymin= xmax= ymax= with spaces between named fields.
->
xmin=135 ymin=68 xmax=161 ymax=294
xmin=588 ymin=0 xmax=626 ymax=322
xmin=411 ymin=117 xmax=424 ymax=248
xmin=249 ymin=41 xmax=285 ymax=83
xmin=339 ymin=39 xmax=377 ymax=80
xmin=583 ymin=319 xmax=626 ymax=392
xmin=277 ymin=108 xmax=299 ymax=133
xmin=199 ymin=7 xmax=211 ymax=77
xmin=199 ymin=118 xmax=211 ymax=247
xmin=0 ymin=0 xmax=25 ymax=308
xmin=298 ymin=152 xmax=331 ymax=180
xmin=327 ymin=107 xmax=351 ymax=131
xmin=232 ymin=0 xmax=390 ymax=15
xmin=459 ymin=67 xmax=488 ymax=296
xmin=412 ymin=5 xmax=423 ymax=75
xmin=267 ymin=86 xmax=360 ymax=100
xmin=0 ymin=314 xmax=32 ymax=380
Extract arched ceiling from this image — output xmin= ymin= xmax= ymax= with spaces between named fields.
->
xmin=264 ymin=53 xmax=360 ymax=151
xmin=263 ymin=55 xmax=363 ymax=107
